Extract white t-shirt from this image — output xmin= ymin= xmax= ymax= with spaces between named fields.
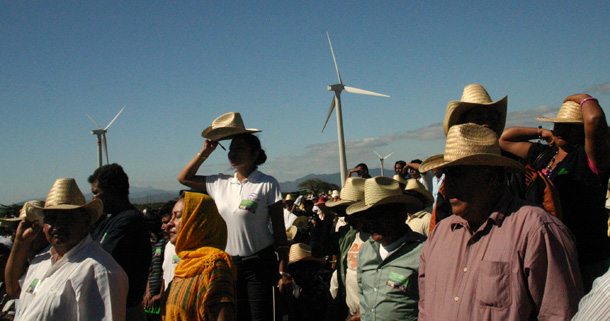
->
xmin=16 ymin=235 xmax=128 ymax=321
xmin=283 ymin=208 xmax=298 ymax=230
xmin=345 ymin=233 xmax=364 ymax=315
xmin=162 ymin=242 xmax=179 ymax=291
xmin=206 ymin=170 xmax=283 ymax=256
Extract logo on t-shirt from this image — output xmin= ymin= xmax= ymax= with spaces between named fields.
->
xmin=386 ymin=271 xmax=409 ymax=292
xmin=239 ymin=193 xmax=260 ymax=213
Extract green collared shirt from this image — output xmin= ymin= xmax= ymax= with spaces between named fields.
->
xmin=357 ymin=232 xmax=425 ymax=321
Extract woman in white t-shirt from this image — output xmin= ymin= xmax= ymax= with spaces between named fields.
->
xmin=178 ymin=132 xmax=288 ymax=321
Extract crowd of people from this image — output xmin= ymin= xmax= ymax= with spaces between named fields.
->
xmin=0 ymin=84 xmax=609 ymax=321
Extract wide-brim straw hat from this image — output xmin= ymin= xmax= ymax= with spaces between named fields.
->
xmin=288 ymin=243 xmax=324 ymax=265
xmin=0 ymin=200 xmax=45 ymax=224
xmin=444 ymin=84 xmax=507 ymax=137
xmin=201 ymin=112 xmax=261 ymax=141
xmin=285 ymin=194 xmax=296 ymax=202
xmin=346 ymin=177 xmax=423 ymax=215
xmin=28 ymin=178 xmax=103 ymax=226
xmin=404 ymin=179 xmax=434 ymax=209
xmin=392 ymin=174 xmax=408 ymax=185
xmin=286 ymin=225 xmax=298 ymax=241
xmin=326 ymin=177 xmax=366 ymax=207
xmin=420 ymin=124 xmax=525 ymax=173
xmin=537 ymin=101 xmax=584 ymax=123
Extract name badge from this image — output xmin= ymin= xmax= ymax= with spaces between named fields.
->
xmin=172 ymin=254 xmax=181 ymax=264
xmin=239 ymin=193 xmax=260 ymax=213
xmin=386 ymin=271 xmax=409 ymax=292
xmin=26 ymin=278 xmax=41 ymax=294
xmin=154 ymin=247 xmax=162 ymax=257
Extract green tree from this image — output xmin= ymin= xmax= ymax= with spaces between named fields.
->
xmin=297 ymin=179 xmax=339 ymax=196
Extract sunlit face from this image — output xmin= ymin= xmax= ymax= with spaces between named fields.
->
xmin=228 ymin=137 xmax=258 ymax=169
xmin=460 ymin=106 xmax=501 ymax=132
xmin=395 ymin=164 xmax=404 ymax=175
xmin=43 ymin=209 xmax=90 ymax=254
xmin=168 ymin=198 xmax=185 ymax=245
xmin=409 ymin=167 xmax=420 ymax=179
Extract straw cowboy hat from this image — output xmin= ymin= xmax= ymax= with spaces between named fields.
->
xmin=444 ymin=84 xmax=507 ymax=137
xmin=537 ymin=101 xmax=584 ymax=124
xmin=288 ymin=243 xmax=324 ymax=265
xmin=286 ymin=225 xmax=298 ymax=242
xmin=392 ymin=174 xmax=408 ymax=185
xmin=404 ymin=179 xmax=434 ymax=209
xmin=201 ymin=112 xmax=261 ymax=141
xmin=326 ymin=177 xmax=366 ymax=207
xmin=285 ymin=194 xmax=296 ymax=202
xmin=27 ymin=178 xmax=104 ymax=226
xmin=346 ymin=177 xmax=423 ymax=215
xmin=420 ymin=124 xmax=524 ymax=173
xmin=1 ymin=200 xmax=45 ymax=225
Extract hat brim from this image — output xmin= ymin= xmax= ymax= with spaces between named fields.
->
xmin=288 ymin=256 xmax=325 ymax=266
xmin=404 ymin=189 xmax=434 ymax=208
xmin=325 ymin=199 xmax=356 ymax=207
xmin=419 ymin=153 xmax=524 ymax=173
xmin=41 ymin=199 xmax=104 ymax=226
xmin=536 ymin=116 xmax=584 ymax=124
xmin=444 ymin=96 xmax=507 ymax=136
xmin=346 ymin=194 xmax=423 ymax=215
xmin=201 ymin=127 xmax=261 ymax=141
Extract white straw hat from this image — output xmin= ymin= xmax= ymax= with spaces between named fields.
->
xmin=288 ymin=243 xmax=323 ymax=265
xmin=201 ymin=112 xmax=261 ymax=141
xmin=346 ymin=177 xmax=423 ymax=215
xmin=326 ymin=177 xmax=366 ymax=208
xmin=536 ymin=101 xmax=584 ymax=123
xmin=420 ymin=124 xmax=524 ymax=173
xmin=0 ymin=200 xmax=45 ymax=225
xmin=444 ymin=84 xmax=507 ymax=137
xmin=404 ymin=179 xmax=434 ymax=209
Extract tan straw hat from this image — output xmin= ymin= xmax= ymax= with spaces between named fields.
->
xmin=404 ymin=179 xmax=434 ymax=209
xmin=286 ymin=225 xmax=298 ymax=241
xmin=444 ymin=84 xmax=507 ymax=137
xmin=201 ymin=112 xmax=261 ymax=141
xmin=326 ymin=177 xmax=366 ymax=207
xmin=346 ymin=177 xmax=423 ymax=215
xmin=536 ymin=101 xmax=584 ymax=123
xmin=285 ymin=194 xmax=296 ymax=201
xmin=420 ymin=124 xmax=524 ymax=173
xmin=0 ymin=200 xmax=45 ymax=225
xmin=392 ymin=174 xmax=407 ymax=185
xmin=28 ymin=178 xmax=104 ymax=226
xmin=288 ymin=243 xmax=323 ymax=265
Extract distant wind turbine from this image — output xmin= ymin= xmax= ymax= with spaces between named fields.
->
xmin=86 ymin=105 xmax=126 ymax=168
xmin=322 ymin=31 xmax=390 ymax=185
xmin=374 ymin=151 xmax=394 ymax=177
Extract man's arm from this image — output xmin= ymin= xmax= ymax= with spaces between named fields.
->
xmin=5 ymin=220 xmax=42 ymax=298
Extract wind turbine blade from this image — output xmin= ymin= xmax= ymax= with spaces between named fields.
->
xmin=105 ymin=105 xmax=126 ymax=130
xmin=326 ymin=31 xmax=343 ymax=85
xmin=384 ymin=152 xmax=394 ymax=159
xmin=373 ymin=150 xmax=382 ymax=158
xmin=322 ymin=97 xmax=336 ymax=133
xmin=85 ymin=113 xmax=103 ymax=129
xmin=102 ymin=133 xmax=109 ymax=164
xmin=344 ymin=86 xmax=390 ymax=97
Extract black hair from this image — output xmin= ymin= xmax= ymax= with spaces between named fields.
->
xmin=356 ymin=163 xmax=369 ymax=171
xmin=88 ymin=163 xmax=130 ymax=197
xmin=395 ymin=160 xmax=407 ymax=167
xmin=159 ymin=200 xmax=177 ymax=219
xmin=232 ymin=133 xmax=267 ymax=167
xmin=410 ymin=159 xmax=422 ymax=164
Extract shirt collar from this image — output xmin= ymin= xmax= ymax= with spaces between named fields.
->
xmin=50 ymin=234 xmax=93 ymax=264
xmin=449 ymin=189 xmax=513 ymax=232
xmin=229 ymin=169 xmax=261 ymax=184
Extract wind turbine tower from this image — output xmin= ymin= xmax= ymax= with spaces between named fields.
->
xmin=322 ymin=32 xmax=390 ymax=186
xmin=86 ymin=105 xmax=126 ymax=168
xmin=374 ymin=151 xmax=394 ymax=177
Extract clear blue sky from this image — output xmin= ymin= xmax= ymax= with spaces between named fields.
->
xmin=2 ymin=1 xmax=610 ymax=204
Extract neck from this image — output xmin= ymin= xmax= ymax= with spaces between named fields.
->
xmin=380 ymin=227 xmax=408 ymax=246
xmin=236 ymin=166 xmax=256 ymax=182
xmin=103 ymin=198 xmax=134 ymax=214
xmin=466 ymin=190 xmax=503 ymax=232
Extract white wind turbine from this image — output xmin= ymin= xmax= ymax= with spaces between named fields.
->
xmin=322 ymin=31 xmax=390 ymax=185
xmin=374 ymin=151 xmax=394 ymax=177
xmin=86 ymin=105 xmax=126 ymax=168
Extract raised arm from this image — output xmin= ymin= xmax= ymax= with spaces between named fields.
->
xmin=5 ymin=220 xmax=42 ymax=298
xmin=177 ymin=139 xmax=219 ymax=192
xmin=565 ymin=94 xmax=610 ymax=172
xmin=499 ymin=127 xmax=553 ymax=160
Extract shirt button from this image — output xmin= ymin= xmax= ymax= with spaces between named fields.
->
xmin=371 ymin=308 xmax=375 ymax=312
xmin=463 ymin=267 xmax=468 ymax=272
xmin=373 ymin=287 xmax=377 ymax=292
xmin=454 ymin=296 xmax=459 ymax=301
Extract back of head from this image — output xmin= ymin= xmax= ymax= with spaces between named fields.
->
xmin=88 ymin=163 xmax=130 ymax=197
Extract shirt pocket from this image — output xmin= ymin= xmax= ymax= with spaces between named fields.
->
xmin=476 ymin=261 xmax=511 ymax=308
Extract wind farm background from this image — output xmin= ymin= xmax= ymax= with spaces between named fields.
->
xmin=2 ymin=2 xmax=610 ymax=205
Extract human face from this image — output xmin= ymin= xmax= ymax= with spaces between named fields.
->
xmin=90 ymin=180 xmax=105 ymax=202
xmin=442 ymin=166 xmax=498 ymax=226
xmin=43 ymin=209 xmax=90 ymax=255
xmin=161 ymin=215 xmax=171 ymax=239
xmin=460 ymin=106 xmax=501 ymax=131
xmin=408 ymin=167 xmax=420 ymax=179
xmin=395 ymin=164 xmax=404 ymax=175
xmin=358 ymin=205 xmax=406 ymax=246
xmin=553 ymin=123 xmax=585 ymax=151
xmin=167 ymin=199 xmax=184 ymax=245
xmin=228 ymin=137 xmax=258 ymax=169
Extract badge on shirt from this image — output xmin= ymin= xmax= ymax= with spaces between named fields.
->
xmin=172 ymin=254 xmax=181 ymax=264
xmin=26 ymin=278 xmax=41 ymax=294
xmin=154 ymin=247 xmax=162 ymax=257
xmin=239 ymin=193 xmax=260 ymax=213
xmin=386 ymin=271 xmax=409 ymax=292
xmin=99 ymin=232 xmax=108 ymax=244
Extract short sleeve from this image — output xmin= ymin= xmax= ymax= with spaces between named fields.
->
xmin=267 ymin=177 xmax=283 ymax=206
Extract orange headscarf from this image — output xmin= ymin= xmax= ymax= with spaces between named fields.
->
xmin=173 ymin=192 xmax=236 ymax=280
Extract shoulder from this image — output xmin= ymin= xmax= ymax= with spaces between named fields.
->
xmin=504 ymin=196 xmax=572 ymax=237
xmin=251 ymin=171 xmax=280 ymax=185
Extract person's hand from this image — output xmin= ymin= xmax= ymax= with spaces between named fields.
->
xmin=278 ymin=274 xmax=294 ymax=294
xmin=347 ymin=310 xmax=361 ymax=321
xmin=14 ymin=219 xmax=42 ymax=247
xmin=539 ymin=128 xmax=555 ymax=146
xmin=201 ymin=139 xmax=219 ymax=157
xmin=564 ymin=94 xmax=592 ymax=105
